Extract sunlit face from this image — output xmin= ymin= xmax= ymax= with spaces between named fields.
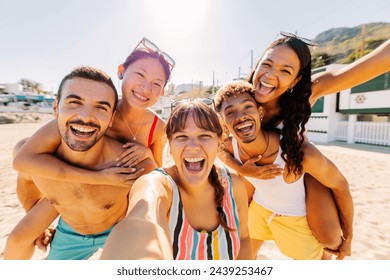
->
xmin=219 ymin=93 xmax=260 ymax=144
xmin=252 ymin=45 xmax=301 ymax=104
xmin=169 ymin=113 xmax=220 ymax=187
xmin=54 ymin=78 xmax=115 ymax=152
xmin=120 ymin=57 xmax=166 ymax=109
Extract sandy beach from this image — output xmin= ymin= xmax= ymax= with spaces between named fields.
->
xmin=0 ymin=114 xmax=390 ymax=260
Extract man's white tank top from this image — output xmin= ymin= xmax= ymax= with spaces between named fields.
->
xmin=231 ymin=137 xmax=306 ymax=216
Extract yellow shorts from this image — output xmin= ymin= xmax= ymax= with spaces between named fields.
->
xmin=248 ymin=200 xmax=323 ymax=260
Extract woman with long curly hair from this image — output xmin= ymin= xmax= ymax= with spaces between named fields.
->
xmin=220 ymin=35 xmax=390 ymax=258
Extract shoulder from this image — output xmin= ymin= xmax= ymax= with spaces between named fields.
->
xmin=148 ymin=109 xmax=166 ymax=137
xmin=301 ymin=141 xmax=327 ymax=169
xmin=129 ymin=169 xmax=173 ymax=216
xmin=134 ymin=169 xmax=172 ymax=195
xmin=147 ymin=108 xmax=165 ymax=125
xmin=221 ymin=135 xmax=234 ymax=154
xmin=138 ymin=168 xmax=165 ymax=182
xmin=218 ymin=165 xmax=244 ymax=192
xmin=104 ymin=135 xmax=124 ymax=151
xmin=302 ymin=141 xmax=321 ymax=156
xmin=219 ymin=166 xmax=247 ymax=211
xmin=35 ymin=119 xmax=60 ymax=138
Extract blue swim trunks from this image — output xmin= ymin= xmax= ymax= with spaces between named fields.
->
xmin=48 ymin=218 xmax=114 ymax=260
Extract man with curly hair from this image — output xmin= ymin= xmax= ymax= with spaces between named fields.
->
xmin=214 ymin=80 xmax=353 ymax=260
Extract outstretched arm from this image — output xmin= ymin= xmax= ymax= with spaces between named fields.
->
xmin=101 ymin=172 xmax=172 ymax=260
xmin=4 ymin=198 xmax=58 ymax=259
xmin=303 ymin=142 xmax=354 ymax=260
xmin=311 ymin=38 xmax=390 ymax=105
xmin=13 ymin=120 xmax=143 ymax=187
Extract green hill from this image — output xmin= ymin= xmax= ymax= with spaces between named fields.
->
xmin=311 ymin=22 xmax=390 ymax=67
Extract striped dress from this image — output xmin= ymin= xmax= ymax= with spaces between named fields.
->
xmin=154 ymin=167 xmax=241 ymax=260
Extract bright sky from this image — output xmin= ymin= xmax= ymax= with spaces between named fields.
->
xmin=1 ymin=0 xmax=389 ymax=93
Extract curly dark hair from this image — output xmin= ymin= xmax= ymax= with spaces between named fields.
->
xmin=247 ymin=37 xmax=312 ymax=175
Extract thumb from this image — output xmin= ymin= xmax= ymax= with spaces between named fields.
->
xmin=246 ymin=155 xmax=262 ymax=164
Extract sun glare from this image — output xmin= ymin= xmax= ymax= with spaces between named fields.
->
xmin=143 ymin=0 xmax=211 ymax=31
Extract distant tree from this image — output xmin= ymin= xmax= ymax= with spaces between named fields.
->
xmin=205 ymin=86 xmax=221 ymax=96
xmin=342 ymin=38 xmax=387 ymax=63
xmin=311 ymin=52 xmax=335 ymax=68
xmin=342 ymin=50 xmax=363 ymax=63
xmin=365 ymin=38 xmax=386 ymax=50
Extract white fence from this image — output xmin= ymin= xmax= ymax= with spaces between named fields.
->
xmin=336 ymin=121 xmax=348 ymax=142
xmin=336 ymin=121 xmax=390 ymax=146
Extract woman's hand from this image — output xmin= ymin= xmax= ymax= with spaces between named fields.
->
xmin=96 ymin=166 xmax=146 ymax=187
xmin=238 ymin=156 xmax=284 ymax=179
xmin=116 ymin=142 xmax=154 ymax=167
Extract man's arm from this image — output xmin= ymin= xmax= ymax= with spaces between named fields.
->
xmin=4 ymin=198 xmax=59 ymax=259
xmin=311 ymin=38 xmax=390 ymax=105
xmin=302 ymin=142 xmax=354 ymax=260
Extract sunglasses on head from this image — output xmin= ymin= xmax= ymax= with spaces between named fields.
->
xmin=170 ymin=97 xmax=214 ymax=111
xmin=278 ymin=31 xmax=318 ymax=47
xmin=133 ymin=37 xmax=176 ymax=71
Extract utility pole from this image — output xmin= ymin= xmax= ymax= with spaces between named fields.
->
xmin=212 ymin=71 xmax=215 ymax=95
xmin=250 ymin=50 xmax=253 ymax=71
xmin=238 ymin=67 xmax=241 ymax=80
xmin=360 ymin=24 xmax=366 ymax=58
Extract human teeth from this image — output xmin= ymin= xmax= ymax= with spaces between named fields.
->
xmin=134 ymin=92 xmax=148 ymax=100
xmin=184 ymin=157 xmax=203 ymax=163
xmin=261 ymin=81 xmax=275 ymax=88
xmin=237 ymin=122 xmax=252 ymax=130
xmin=71 ymin=125 xmax=95 ymax=133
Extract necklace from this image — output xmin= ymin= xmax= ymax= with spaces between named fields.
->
xmin=241 ymin=130 xmax=270 ymax=159
xmin=118 ymin=107 xmax=145 ymax=141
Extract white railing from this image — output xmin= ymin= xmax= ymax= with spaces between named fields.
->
xmin=336 ymin=121 xmax=390 ymax=146
xmin=354 ymin=121 xmax=390 ymax=146
xmin=335 ymin=121 xmax=348 ymax=142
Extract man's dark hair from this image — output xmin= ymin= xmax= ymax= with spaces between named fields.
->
xmin=57 ymin=66 xmax=118 ymax=110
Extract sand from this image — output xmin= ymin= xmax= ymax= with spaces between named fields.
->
xmin=0 ymin=115 xmax=390 ymax=260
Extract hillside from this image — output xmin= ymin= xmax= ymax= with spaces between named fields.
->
xmin=173 ymin=86 xmax=216 ymax=100
xmin=311 ymin=22 xmax=390 ymax=67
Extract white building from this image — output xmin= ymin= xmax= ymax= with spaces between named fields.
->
xmin=0 ymin=83 xmax=23 ymax=95
xmin=307 ymin=64 xmax=390 ymax=146
xmin=174 ymin=82 xmax=203 ymax=96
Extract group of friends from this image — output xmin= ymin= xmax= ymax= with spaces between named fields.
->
xmin=4 ymin=34 xmax=390 ymax=260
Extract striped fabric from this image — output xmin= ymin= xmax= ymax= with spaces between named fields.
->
xmin=154 ymin=167 xmax=241 ymax=260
